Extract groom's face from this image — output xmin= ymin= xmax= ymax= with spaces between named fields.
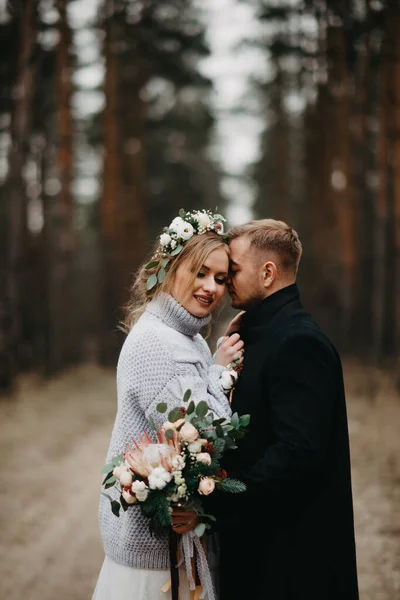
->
xmin=228 ymin=236 xmax=266 ymax=310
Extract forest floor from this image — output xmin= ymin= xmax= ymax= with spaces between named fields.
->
xmin=0 ymin=361 xmax=399 ymax=600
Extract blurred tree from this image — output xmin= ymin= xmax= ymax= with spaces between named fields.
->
xmin=0 ymin=0 xmax=38 ymax=392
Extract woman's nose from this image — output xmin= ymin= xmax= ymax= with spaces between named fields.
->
xmin=202 ymin=276 xmax=216 ymax=293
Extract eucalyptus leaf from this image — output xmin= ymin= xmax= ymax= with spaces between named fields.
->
xmin=194 ymin=523 xmax=206 ymax=537
xmin=156 ymin=402 xmax=168 ymax=413
xmin=111 ymin=454 xmax=124 ymax=466
xmin=195 ymin=401 xmax=208 ymax=418
xmin=187 ymin=400 xmax=195 ymax=415
xmin=168 ymin=407 xmax=181 ymax=423
xmin=145 ymin=260 xmax=159 ymax=270
xmin=170 ymin=245 xmax=183 ymax=256
xmin=183 ymin=389 xmax=192 ymax=403
xmin=147 ymin=274 xmax=158 ymax=290
xmin=111 ymin=500 xmax=121 ymax=517
xmin=148 ymin=416 xmax=158 ymax=431
xmin=101 ymin=463 xmax=115 ymax=474
xmin=161 ymin=258 xmax=170 ymax=268
xmin=239 ymin=414 xmax=251 ymax=427
xmin=101 ymin=491 xmax=113 ymax=502
xmin=105 ymin=479 xmax=116 ymax=489
xmin=212 ymin=418 xmax=226 ymax=426
xmin=179 ymin=208 xmax=187 ymax=219
xmin=165 ymin=429 xmax=174 ymax=440
xmin=157 ymin=267 xmax=166 ymax=283
xmin=231 ymin=412 xmax=240 ymax=429
xmin=102 ymin=472 xmax=115 ymax=485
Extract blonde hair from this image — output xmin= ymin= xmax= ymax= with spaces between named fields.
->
xmin=227 ymin=218 xmax=302 ymax=275
xmin=121 ymin=232 xmax=229 ymax=332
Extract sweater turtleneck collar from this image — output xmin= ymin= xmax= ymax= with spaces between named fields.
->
xmin=145 ymin=293 xmax=211 ymax=337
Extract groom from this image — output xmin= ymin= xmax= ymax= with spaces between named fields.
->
xmin=216 ymin=219 xmax=359 ymax=600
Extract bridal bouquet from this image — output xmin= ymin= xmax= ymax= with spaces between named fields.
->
xmin=101 ymin=389 xmax=250 ymax=537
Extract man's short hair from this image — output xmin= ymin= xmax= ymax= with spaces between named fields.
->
xmin=227 ymin=218 xmax=303 ymax=275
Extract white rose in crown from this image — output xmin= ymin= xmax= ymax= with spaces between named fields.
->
xmin=160 ymin=233 xmax=172 ymax=247
xmin=122 ymin=489 xmax=137 ymax=504
xmin=198 ymin=477 xmax=216 ymax=495
xmin=196 ymin=452 xmax=212 ymax=466
xmin=179 ymin=422 xmax=199 ymax=443
xmin=175 ymin=221 xmax=194 ymax=241
xmin=148 ymin=466 xmax=172 ymax=490
xmin=131 ymin=480 xmax=149 ymax=502
xmin=169 ymin=216 xmax=185 ymax=232
xmin=194 ymin=211 xmax=211 ymax=230
xmin=188 ymin=440 xmax=203 ymax=454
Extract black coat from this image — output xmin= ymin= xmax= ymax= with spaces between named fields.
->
xmin=213 ymin=284 xmax=359 ymax=600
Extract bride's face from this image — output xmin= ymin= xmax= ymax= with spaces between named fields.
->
xmin=171 ymin=247 xmax=229 ymax=317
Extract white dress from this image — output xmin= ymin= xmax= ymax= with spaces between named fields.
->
xmin=92 ymin=557 xmax=192 ymax=600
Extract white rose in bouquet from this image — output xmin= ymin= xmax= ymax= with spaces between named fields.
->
xmin=188 ymin=440 xmax=203 ymax=454
xmin=148 ymin=466 xmax=172 ymax=490
xmin=163 ymin=418 xmax=185 ymax=431
xmin=122 ymin=489 xmax=137 ymax=504
xmin=196 ymin=452 xmax=212 ymax=466
xmin=179 ymin=422 xmax=199 ymax=443
xmin=119 ymin=470 xmax=133 ymax=487
xmin=198 ymin=477 xmax=216 ymax=496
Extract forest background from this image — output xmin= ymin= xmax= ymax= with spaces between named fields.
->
xmin=0 ymin=1 xmax=399 ymax=599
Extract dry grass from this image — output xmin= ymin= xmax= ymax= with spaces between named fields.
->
xmin=0 ymin=361 xmax=399 ymax=599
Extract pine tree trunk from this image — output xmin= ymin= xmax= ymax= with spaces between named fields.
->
xmin=100 ymin=2 xmax=124 ymax=364
xmin=44 ymin=0 xmax=75 ymax=374
xmin=0 ymin=0 xmax=36 ymax=393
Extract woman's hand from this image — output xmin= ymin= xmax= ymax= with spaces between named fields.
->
xmin=172 ymin=508 xmax=199 ymax=534
xmin=225 ymin=311 xmax=246 ymax=337
xmin=214 ymin=333 xmax=244 ymax=368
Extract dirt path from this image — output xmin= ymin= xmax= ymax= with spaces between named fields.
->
xmin=0 ymin=363 xmax=399 ymax=599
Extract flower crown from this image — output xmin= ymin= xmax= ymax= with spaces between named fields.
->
xmin=145 ymin=208 xmax=226 ymax=291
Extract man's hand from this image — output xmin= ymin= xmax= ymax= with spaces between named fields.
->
xmin=225 ymin=311 xmax=246 ymax=337
xmin=171 ymin=508 xmax=199 ymax=535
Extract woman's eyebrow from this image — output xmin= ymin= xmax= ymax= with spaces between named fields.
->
xmin=202 ymin=264 xmax=228 ymax=275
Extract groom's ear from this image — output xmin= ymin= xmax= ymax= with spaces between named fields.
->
xmin=262 ymin=261 xmax=278 ymax=288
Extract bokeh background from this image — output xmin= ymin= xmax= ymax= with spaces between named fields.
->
xmin=0 ymin=1 xmax=399 ymax=599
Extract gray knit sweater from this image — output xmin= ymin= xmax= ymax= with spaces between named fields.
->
xmin=98 ymin=293 xmax=232 ymax=569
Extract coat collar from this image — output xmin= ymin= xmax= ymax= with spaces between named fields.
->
xmin=240 ymin=283 xmax=301 ymax=339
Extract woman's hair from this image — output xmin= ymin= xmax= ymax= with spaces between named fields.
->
xmin=121 ymin=231 xmax=229 ymax=332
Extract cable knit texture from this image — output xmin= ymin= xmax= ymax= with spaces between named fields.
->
xmin=98 ymin=293 xmax=232 ymax=569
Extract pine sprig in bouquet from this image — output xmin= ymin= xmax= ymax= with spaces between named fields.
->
xmin=101 ymin=389 xmax=250 ymax=537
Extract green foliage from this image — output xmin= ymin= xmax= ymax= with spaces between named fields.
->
xmin=183 ymin=389 xmax=192 ymax=402
xmin=156 ymin=402 xmax=168 ymax=413
xmin=221 ymin=478 xmax=246 ymax=494
xmin=147 ymin=274 xmax=158 ymax=290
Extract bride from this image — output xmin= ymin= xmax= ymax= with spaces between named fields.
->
xmin=92 ymin=209 xmax=244 ymax=600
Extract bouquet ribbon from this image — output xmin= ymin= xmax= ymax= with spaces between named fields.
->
xmin=178 ymin=531 xmax=216 ymax=600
